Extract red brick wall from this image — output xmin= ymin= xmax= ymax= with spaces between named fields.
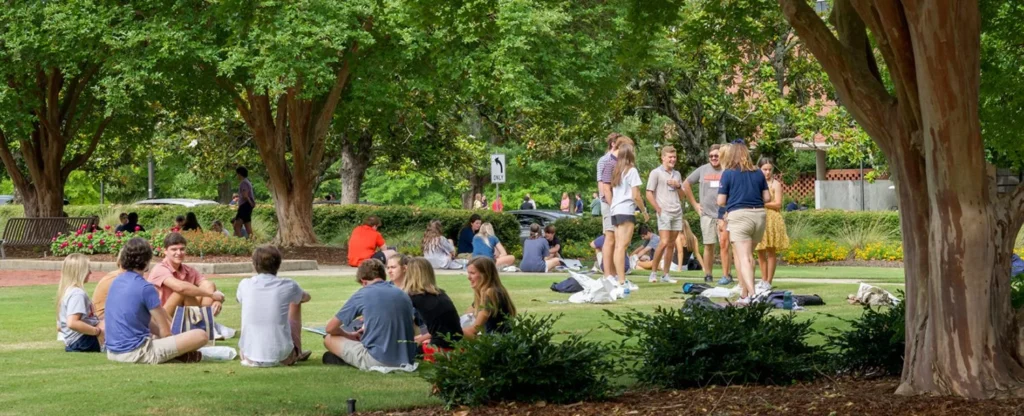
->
xmin=782 ymin=169 xmax=888 ymax=201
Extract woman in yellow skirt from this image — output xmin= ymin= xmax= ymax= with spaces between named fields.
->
xmin=755 ymin=157 xmax=789 ymax=291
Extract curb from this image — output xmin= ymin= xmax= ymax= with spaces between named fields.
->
xmin=0 ymin=259 xmax=319 ymax=274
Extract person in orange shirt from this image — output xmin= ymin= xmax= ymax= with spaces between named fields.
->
xmin=348 ymin=216 xmax=387 ymax=267
xmin=491 ymin=194 xmax=504 ymax=212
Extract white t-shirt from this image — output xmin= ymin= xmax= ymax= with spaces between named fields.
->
xmin=610 ymin=167 xmax=643 ymax=216
xmin=236 ymin=274 xmax=305 ymax=364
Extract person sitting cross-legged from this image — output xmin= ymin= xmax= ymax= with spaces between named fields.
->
xmin=146 ymin=232 xmax=226 ymax=318
xmin=322 ymin=259 xmax=417 ymax=370
xmin=104 ymin=238 xmax=208 ymax=364
xmin=347 ymin=216 xmax=388 ymax=267
xmin=237 ymin=245 xmax=312 ymax=367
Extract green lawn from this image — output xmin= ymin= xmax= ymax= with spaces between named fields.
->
xmin=0 ymin=267 xmax=903 ymax=415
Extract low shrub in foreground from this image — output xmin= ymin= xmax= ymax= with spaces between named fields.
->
xmin=607 ymin=303 xmax=824 ymax=388
xmin=421 ymin=314 xmax=618 ymax=408
xmin=783 ymin=239 xmax=850 ymax=264
xmin=823 ymin=296 xmax=905 ymax=378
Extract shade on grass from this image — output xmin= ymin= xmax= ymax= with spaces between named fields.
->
xmin=0 ymin=266 xmax=903 ymax=415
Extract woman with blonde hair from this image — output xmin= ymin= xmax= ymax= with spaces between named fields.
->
xmin=462 ymin=257 xmax=516 ymax=338
xmin=609 ymin=141 xmax=650 ymax=286
xmin=716 ymin=140 xmax=770 ymax=303
xmin=422 ymin=220 xmax=460 ymax=269
xmin=755 ymin=157 xmax=789 ymax=291
xmin=714 ymin=143 xmax=736 ymax=285
xmin=471 ymin=223 xmax=516 ymax=268
xmin=56 ymin=254 xmax=103 ymax=352
xmin=402 ymin=258 xmax=463 ymax=360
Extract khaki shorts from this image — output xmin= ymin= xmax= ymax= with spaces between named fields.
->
xmin=338 ymin=338 xmax=386 ymax=371
xmin=107 ymin=336 xmax=180 ymax=365
xmin=726 ymin=209 xmax=767 ymax=243
xmin=600 ymin=202 xmax=614 ymax=233
xmin=657 ymin=212 xmax=683 ymax=232
xmin=699 ymin=216 xmax=719 ymax=245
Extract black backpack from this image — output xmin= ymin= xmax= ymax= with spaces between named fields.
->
xmin=550 ymin=277 xmax=584 ymax=294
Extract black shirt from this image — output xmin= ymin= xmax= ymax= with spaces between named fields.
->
xmin=115 ymin=222 xmax=145 ymax=233
xmin=410 ymin=291 xmax=463 ymax=349
xmin=480 ymin=290 xmax=514 ymax=334
xmin=547 ymin=235 xmax=562 ymax=257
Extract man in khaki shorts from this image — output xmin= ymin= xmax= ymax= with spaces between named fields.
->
xmin=645 ymin=146 xmax=686 ymax=284
xmin=683 ymin=144 xmax=731 ymax=284
xmin=104 ymin=238 xmax=208 ymax=364
xmin=596 ymin=133 xmax=633 ymax=278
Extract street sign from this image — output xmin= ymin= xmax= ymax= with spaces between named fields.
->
xmin=491 ymin=154 xmax=506 ymax=184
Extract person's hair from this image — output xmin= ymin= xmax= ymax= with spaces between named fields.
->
xmin=252 ymin=245 xmax=283 ymax=275
xmin=120 ymin=237 xmax=153 ymax=271
xmin=615 ymin=135 xmax=635 ymax=149
xmin=402 ymin=258 xmax=440 ymax=296
xmin=210 ymin=220 xmax=224 ymax=232
xmin=729 ymin=142 xmax=757 ymax=171
xmin=544 ymin=224 xmax=556 ymax=234
xmin=56 ymin=254 xmax=90 ymax=317
xmin=718 ymin=143 xmax=734 ymax=169
xmin=528 ymin=223 xmax=542 ymax=239
xmin=478 ymin=223 xmax=497 ymax=247
xmin=183 ymin=212 xmax=201 ymax=231
xmin=709 ymin=144 xmax=721 ymax=153
xmin=611 ymin=142 xmax=637 ymax=188
xmin=466 ymin=213 xmax=482 ymax=227
xmin=468 ymin=257 xmax=516 ymax=317
xmin=236 ymin=166 xmax=249 ymax=178
xmin=638 ymin=224 xmax=650 ymax=236
xmin=163 ymin=232 xmax=188 ymax=249
xmin=127 ymin=212 xmax=139 ymax=223
xmin=356 ymin=258 xmax=386 ymax=283
xmin=119 ymin=212 xmax=127 ymax=221
xmin=363 ymin=215 xmax=381 ymax=227
xmin=523 ymin=195 xmax=530 ymax=202
xmin=175 ymin=215 xmax=185 ymax=223
xmin=661 ymin=145 xmax=677 ymax=157
xmin=422 ymin=220 xmax=445 ymax=253
xmin=758 ymin=157 xmax=775 ymax=170
xmin=562 ymin=192 xmax=569 ymax=198
xmin=606 ymin=132 xmax=623 ymax=149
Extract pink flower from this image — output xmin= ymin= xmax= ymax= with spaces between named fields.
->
xmin=80 ymin=224 xmax=88 ymax=230
xmin=116 ymin=231 xmax=123 ymax=237
xmin=76 ymin=242 xmax=83 ymax=248
xmin=99 ymin=240 xmax=105 ymax=246
xmin=60 ymin=242 xmax=68 ymax=248
xmin=52 ymin=237 xmax=57 ymax=242
xmin=75 ymin=230 xmax=82 ymax=236
xmin=87 ymin=234 xmax=93 ymax=240
xmin=134 ymin=226 xmax=141 ymax=232
xmin=88 ymin=244 xmax=94 ymax=249
xmin=104 ymin=225 xmax=111 ymax=230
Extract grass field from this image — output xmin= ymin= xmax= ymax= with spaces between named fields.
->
xmin=0 ymin=266 xmax=904 ymax=415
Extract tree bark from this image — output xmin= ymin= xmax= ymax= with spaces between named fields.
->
xmin=340 ymin=131 xmax=372 ymax=205
xmin=463 ymin=173 xmax=488 ymax=209
xmin=779 ymin=0 xmax=1024 ymax=398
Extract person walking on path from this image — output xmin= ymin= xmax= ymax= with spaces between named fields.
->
xmin=755 ymin=157 xmax=789 ymax=292
xmin=609 ymin=142 xmax=649 ymax=287
xmin=233 ymin=166 xmax=256 ymax=238
xmin=683 ymin=144 xmax=732 ymax=284
xmin=717 ymin=140 xmax=770 ymax=303
xmin=645 ymin=145 xmax=685 ymax=284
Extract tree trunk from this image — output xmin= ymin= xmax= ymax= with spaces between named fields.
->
xmin=340 ymin=131 xmax=372 ymax=205
xmin=216 ymin=181 xmax=233 ymax=204
xmin=266 ymin=170 xmax=319 ymax=246
xmin=463 ymin=173 xmax=488 ymax=209
xmin=779 ymin=0 xmax=1024 ymax=398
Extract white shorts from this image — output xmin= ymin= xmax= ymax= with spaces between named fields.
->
xmin=600 ymin=202 xmax=614 ymax=233
xmin=657 ymin=212 xmax=683 ymax=232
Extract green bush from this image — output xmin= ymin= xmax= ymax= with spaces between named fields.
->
xmin=51 ymin=228 xmax=255 ymax=257
xmin=552 ymin=211 xmax=701 ymax=246
xmin=824 ymin=297 xmax=905 ymax=378
xmin=422 ymin=314 xmax=618 ymax=408
xmin=607 ymin=303 xmax=824 ymax=388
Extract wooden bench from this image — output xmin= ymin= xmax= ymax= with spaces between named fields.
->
xmin=1 ymin=217 xmax=99 ymax=259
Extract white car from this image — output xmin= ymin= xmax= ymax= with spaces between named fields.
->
xmin=134 ymin=198 xmax=220 ymax=208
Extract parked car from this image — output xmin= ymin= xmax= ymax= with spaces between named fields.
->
xmin=134 ymin=198 xmax=220 ymax=208
xmin=0 ymin=195 xmax=14 ymax=205
xmin=507 ymin=210 xmax=578 ymax=243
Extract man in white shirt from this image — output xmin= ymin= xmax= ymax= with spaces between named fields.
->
xmin=236 ymin=245 xmax=312 ymax=367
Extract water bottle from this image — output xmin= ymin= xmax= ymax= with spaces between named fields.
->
xmin=782 ymin=291 xmax=793 ymax=310
xmin=623 ymin=284 xmax=631 ymax=298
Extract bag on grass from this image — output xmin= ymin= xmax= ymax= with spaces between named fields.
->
xmin=171 ymin=306 xmax=215 ymax=346
xmin=682 ymin=283 xmax=713 ymax=295
xmin=683 ymin=295 xmax=724 ymax=311
xmin=1012 ymin=254 xmax=1024 ymax=277
xmin=551 ymin=277 xmax=585 ymax=294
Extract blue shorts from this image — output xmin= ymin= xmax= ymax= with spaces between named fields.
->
xmin=65 ymin=335 xmax=101 ymax=353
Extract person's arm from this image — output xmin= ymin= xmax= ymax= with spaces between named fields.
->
xmin=462 ymin=310 xmax=490 ymax=339
xmin=765 ymin=181 xmax=782 ymax=209
xmin=161 ymin=277 xmax=223 ymax=301
xmin=717 ymin=170 xmax=731 ymax=207
xmin=66 ymin=314 xmax=101 ymax=337
xmin=495 ymin=242 xmax=508 ymax=257
xmin=324 ymin=316 xmax=363 ymax=340
xmin=632 ymin=186 xmax=649 ymax=222
xmin=589 ymin=240 xmax=598 ymax=249
xmin=150 ymin=307 xmax=172 ymax=338
xmin=683 ymin=169 xmax=702 ymax=215
xmin=299 ymin=291 xmax=311 ymax=303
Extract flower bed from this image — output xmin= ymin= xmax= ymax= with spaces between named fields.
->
xmin=854 ymin=242 xmax=904 ymax=262
xmin=51 ymin=225 xmax=254 ymax=257
xmin=782 ymin=239 xmax=850 ymax=265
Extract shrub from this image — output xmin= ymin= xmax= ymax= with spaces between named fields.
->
xmin=854 ymin=242 xmax=904 ymax=262
xmin=783 ymin=214 xmax=819 ymax=242
xmin=824 ymin=297 xmax=905 ymax=378
xmin=559 ymin=241 xmax=593 ymax=260
xmin=1012 ymin=273 xmax=1024 ymax=309
xmin=783 ymin=239 xmax=850 ymax=264
xmin=607 ymin=303 xmax=824 ymax=388
xmin=833 ymin=217 xmax=898 ymax=250
xmin=422 ymin=314 xmax=618 ymax=408
xmin=51 ymin=227 xmax=254 ymax=257
xmin=783 ymin=210 xmax=900 ymax=240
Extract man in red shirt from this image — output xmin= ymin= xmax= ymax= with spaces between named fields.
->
xmin=147 ymin=233 xmax=225 ymax=317
xmin=347 ymin=216 xmax=387 ymax=267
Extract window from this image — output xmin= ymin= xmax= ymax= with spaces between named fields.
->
xmin=814 ymin=0 xmax=830 ymax=14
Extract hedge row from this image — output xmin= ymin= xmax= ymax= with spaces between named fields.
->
xmin=0 ymin=204 xmax=521 ymax=251
xmin=552 ymin=210 xmax=901 ymax=246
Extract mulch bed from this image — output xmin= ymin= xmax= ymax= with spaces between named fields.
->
xmin=359 ymin=379 xmax=1024 ymax=416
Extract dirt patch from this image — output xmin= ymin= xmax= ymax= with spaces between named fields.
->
xmin=281 ymin=245 xmax=347 ymax=265
xmin=359 ymin=379 xmax=1024 ymax=416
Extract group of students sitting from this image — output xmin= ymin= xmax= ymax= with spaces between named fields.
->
xmin=454 ymin=214 xmax=564 ymax=273
xmin=56 ymin=232 xmax=518 ymax=370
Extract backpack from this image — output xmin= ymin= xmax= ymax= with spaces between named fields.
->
xmin=682 ymin=282 xmax=713 ymax=295
xmin=550 ymin=277 xmax=584 ymax=294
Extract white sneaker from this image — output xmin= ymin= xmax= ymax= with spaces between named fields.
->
xmin=648 ymin=272 xmax=658 ymax=283
xmin=660 ymin=275 xmax=678 ymax=284
xmin=756 ymin=281 xmax=772 ymax=293
xmin=735 ymin=297 xmax=751 ymax=306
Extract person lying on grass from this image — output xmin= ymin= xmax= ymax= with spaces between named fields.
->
xmin=462 ymin=257 xmax=516 ymax=338
xmin=322 ymin=259 xmax=417 ymax=370
xmin=237 ymin=245 xmax=312 ymax=367
xmin=57 ymin=254 xmax=103 ymax=353
xmin=146 ymin=232 xmax=226 ymax=318
xmin=104 ymin=237 xmax=208 ymax=364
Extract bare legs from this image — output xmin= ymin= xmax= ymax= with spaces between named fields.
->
xmin=162 ymin=281 xmax=220 ymax=317
xmin=651 ymin=230 xmax=679 ymax=277
xmin=495 ymin=255 xmax=515 ymax=268
xmin=613 ymin=221 xmax=636 ymax=285
xmin=756 ymin=248 xmax=778 ymax=285
xmin=601 ymin=230 xmax=617 ymax=277
xmin=544 ymin=257 xmax=561 ymax=272
xmin=717 ymin=221 xmax=732 ymax=278
xmin=732 ymin=240 xmax=756 ymax=298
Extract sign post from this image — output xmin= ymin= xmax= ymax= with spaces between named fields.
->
xmin=491 ymin=154 xmax=505 ymax=209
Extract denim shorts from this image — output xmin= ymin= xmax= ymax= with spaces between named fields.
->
xmin=65 ymin=335 xmax=101 ymax=353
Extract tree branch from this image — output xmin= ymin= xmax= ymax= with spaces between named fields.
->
xmin=60 ymin=64 xmax=100 ymax=133
xmin=311 ymin=16 xmax=373 ymax=150
xmin=0 ymin=127 xmax=28 ymax=191
xmin=61 ymin=116 xmax=112 ymax=180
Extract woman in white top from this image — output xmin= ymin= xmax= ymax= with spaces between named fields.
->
xmin=422 ymin=220 xmax=460 ymax=269
xmin=609 ymin=142 xmax=650 ymax=286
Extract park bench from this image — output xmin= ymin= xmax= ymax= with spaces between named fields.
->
xmin=0 ymin=216 xmax=99 ymax=259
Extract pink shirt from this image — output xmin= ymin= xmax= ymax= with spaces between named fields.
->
xmin=146 ymin=258 xmax=206 ymax=305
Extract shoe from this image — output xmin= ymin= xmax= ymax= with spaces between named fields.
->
xmin=734 ymin=297 xmax=751 ymax=306
xmin=717 ymin=275 xmax=734 ymax=285
xmin=756 ymin=281 xmax=772 ymax=293
xmin=660 ymin=275 xmax=678 ymax=284
xmin=322 ymin=351 xmax=345 ymax=366
xmin=297 ymin=349 xmax=312 ymax=362
xmin=649 ymin=272 xmax=658 ymax=283
xmin=175 ymin=351 xmax=203 ymax=363
xmin=704 ymin=275 xmax=714 ymax=283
